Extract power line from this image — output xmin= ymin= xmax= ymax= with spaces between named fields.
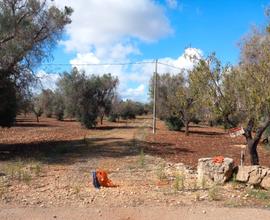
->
xmin=41 ymin=61 xmax=155 ymax=66
xmin=157 ymin=62 xmax=184 ymax=71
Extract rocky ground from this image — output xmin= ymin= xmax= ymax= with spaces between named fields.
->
xmin=1 ymin=115 xmax=270 ymax=219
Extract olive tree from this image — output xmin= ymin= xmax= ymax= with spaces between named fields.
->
xmin=0 ymin=0 xmax=72 ymax=127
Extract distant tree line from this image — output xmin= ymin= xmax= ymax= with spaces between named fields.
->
xmin=18 ymin=67 xmax=149 ymax=128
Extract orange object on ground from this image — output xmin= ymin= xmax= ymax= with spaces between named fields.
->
xmin=212 ymin=156 xmax=224 ymax=164
xmin=96 ymin=170 xmax=118 ymax=187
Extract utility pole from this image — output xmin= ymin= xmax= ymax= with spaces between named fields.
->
xmin=152 ymin=59 xmax=158 ymax=134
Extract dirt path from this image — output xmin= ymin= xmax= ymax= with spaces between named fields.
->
xmin=0 ymin=206 xmax=270 ymax=220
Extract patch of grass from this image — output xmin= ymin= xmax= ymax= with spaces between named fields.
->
xmin=73 ymin=185 xmax=81 ymax=196
xmin=4 ymin=160 xmax=43 ymax=184
xmin=0 ymin=179 xmax=7 ymax=198
xmin=200 ymin=176 xmax=207 ymax=190
xmin=230 ymin=172 xmax=241 ymax=189
xmin=139 ymin=148 xmax=145 ymax=168
xmin=247 ymin=189 xmax=270 ymax=200
xmin=4 ymin=161 xmax=24 ymax=180
xmin=28 ymin=161 xmax=42 ymax=176
xmin=156 ymin=163 xmax=167 ymax=181
xmin=208 ymin=185 xmax=222 ymax=201
xmin=20 ymin=171 xmax=32 ymax=185
xmin=173 ymin=172 xmax=185 ymax=191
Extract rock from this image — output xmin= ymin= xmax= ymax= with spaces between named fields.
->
xmin=197 ymin=157 xmax=234 ymax=184
xmin=236 ymin=166 xmax=255 ymax=182
xmin=260 ymin=172 xmax=270 ymax=189
xmin=236 ymin=166 xmax=269 ymax=186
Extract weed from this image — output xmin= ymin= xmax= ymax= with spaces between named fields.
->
xmin=21 ymin=171 xmax=32 ymax=185
xmin=0 ymin=179 xmax=6 ymax=198
xmin=32 ymin=163 xmax=42 ymax=176
xmin=156 ymin=163 xmax=166 ymax=181
xmin=231 ymin=172 xmax=240 ymax=189
xmin=173 ymin=172 xmax=185 ymax=191
xmin=247 ymin=189 xmax=270 ymax=200
xmin=208 ymin=185 xmax=221 ymax=201
xmin=4 ymin=160 xmax=38 ymax=184
xmin=73 ymin=185 xmax=81 ymax=195
xmin=139 ymin=148 xmax=145 ymax=168
xmin=200 ymin=176 xmax=207 ymax=189
xmin=5 ymin=162 xmax=23 ymax=180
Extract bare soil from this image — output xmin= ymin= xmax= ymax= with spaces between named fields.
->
xmin=0 ymin=115 xmax=270 ymax=219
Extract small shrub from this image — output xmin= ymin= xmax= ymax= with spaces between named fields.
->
xmin=139 ymin=148 xmax=145 ymax=168
xmin=79 ymin=112 xmax=97 ymax=129
xmin=174 ymin=172 xmax=185 ymax=191
xmin=108 ymin=114 xmax=118 ymax=122
xmin=165 ymin=116 xmax=184 ymax=131
xmin=156 ymin=163 xmax=167 ymax=180
xmin=208 ymin=185 xmax=221 ymax=201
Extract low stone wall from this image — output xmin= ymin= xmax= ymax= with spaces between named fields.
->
xmin=236 ymin=166 xmax=270 ymax=189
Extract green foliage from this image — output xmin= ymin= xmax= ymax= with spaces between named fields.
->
xmin=247 ymin=189 xmax=270 ymax=200
xmin=119 ymin=100 xmax=137 ymax=120
xmin=53 ymin=90 xmax=65 ymax=121
xmin=57 ymin=69 xmax=118 ymax=128
xmin=40 ymin=89 xmax=54 ymax=117
xmin=0 ymin=0 xmax=72 ymax=127
xmin=108 ymin=114 xmax=118 ymax=122
xmin=165 ymin=116 xmax=184 ymax=131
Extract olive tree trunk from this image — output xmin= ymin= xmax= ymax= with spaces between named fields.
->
xmin=244 ymin=118 xmax=270 ymax=165
xmin=185 ymin=121 xmax=190 ymax=136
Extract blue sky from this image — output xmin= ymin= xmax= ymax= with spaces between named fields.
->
xmin=40 ymin=0 xmax=269 ymax=102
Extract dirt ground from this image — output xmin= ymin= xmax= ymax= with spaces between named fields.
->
xmin=1 ymin=115 xmax=270 ymax=219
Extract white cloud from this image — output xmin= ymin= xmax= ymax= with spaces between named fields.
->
xmin=166 ymin=0 xmax=178 ymax=9
xmin=122 ymin=84 xmax=145 ymax=101
xmin=54 ymin=0 xmax=172 ymax=53
xmin=36 ymin=70 xmax=60 ymax=91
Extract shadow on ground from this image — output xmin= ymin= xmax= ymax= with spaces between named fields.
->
xmin=0 ymin=136 xmax=180 ymax=165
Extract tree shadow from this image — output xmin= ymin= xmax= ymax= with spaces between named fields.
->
xmin=14 ymin=123 xmax=53 ymax=128
xmin=94 ymin=126 xmax=139 ymax=130
xmin=142 ymin=142 xmax=195 ymax=158
xmin=0 ymin=136 xmax=184 ymax=165
xmin=178 ymin=130 xmax=224 ymax=136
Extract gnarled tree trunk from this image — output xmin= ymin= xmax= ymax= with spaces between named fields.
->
xmin=244 ymin=118 xmax=270 ymax=165
xmin=185 ymin=121 xmax=190 ymax=136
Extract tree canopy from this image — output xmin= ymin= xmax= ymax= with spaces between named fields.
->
xmin=0 ymin=0 xmax=72 ymax=127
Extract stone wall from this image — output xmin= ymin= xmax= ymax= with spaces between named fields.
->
xmin=236 ymin=165 xmax=270 ymax=189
